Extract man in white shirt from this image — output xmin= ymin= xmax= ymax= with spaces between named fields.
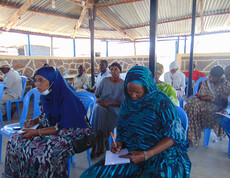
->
xmin=0 ymin=61 xmax=22 ymax=117
xmin=72 ymin=65 xmax=89 ymax=90
xmin=218 ymin=64 xmax=230 ymax=138
xmin=87 ymin=60 xmax=111 ymax=92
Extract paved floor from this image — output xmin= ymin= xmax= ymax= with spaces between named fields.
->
xmin=0 ymin=105 xmax=229 ymax=178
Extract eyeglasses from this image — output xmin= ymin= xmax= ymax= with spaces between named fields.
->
xmin=33 ymin=78 xmax=46 ymax=83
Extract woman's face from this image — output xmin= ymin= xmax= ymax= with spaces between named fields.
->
xmin=209 ymin=75 xmax=219 ymax=83
xmin=34 ymin=75 xmax=50 ymax=93
xmin=170 ymin=68 xmax=178 ymax=74
xmin=110 ymin=66 xmax=121 ymax=78
xmin=127 ymin=82 xmax=145 ymax=100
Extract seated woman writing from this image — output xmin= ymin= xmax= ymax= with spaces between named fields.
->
xmin=4 ymin=66 xmax=91 ymax=177
xmin=91 ymin=62 xmax=125 ymax=158
xmin=81 ymin=66 xmax=191 ymax=177
xmin=184 ymin=65 xmax=230 ymax=147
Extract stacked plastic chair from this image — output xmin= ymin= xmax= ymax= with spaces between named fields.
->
xmin=6 ymin=76 xmax=28 ymax=122
xmin=67 ymin=91 xmax=96 ymax=177
xmin=0 ymin=88 xmax=41 ymax=163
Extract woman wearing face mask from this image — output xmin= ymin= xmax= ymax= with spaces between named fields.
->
xmin=4 ymin=66 xmax=90 ymax=177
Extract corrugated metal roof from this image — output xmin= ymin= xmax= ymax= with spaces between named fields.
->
xmin=0 ymin=0 xmax=229 ymax=40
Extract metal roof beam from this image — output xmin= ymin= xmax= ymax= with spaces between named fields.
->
xmin=96 ymin=9 xmax=134 ymax=41
xmin=71 ymin=5 xmax=88 ymax=38
xmin=0 ymin=3 xmax=79 ymax=21
xmin=3 ymin=0 xmax=36 ymax=31
xmin=200 ymin=0 xmax=205 ymax=33
xmin=124 ymin=11 xmax=230 ymax=30
xmin=96 ymin=0 xmax=143 ymax=8
xmin=66 ymin=0 xmax=93 ymax=8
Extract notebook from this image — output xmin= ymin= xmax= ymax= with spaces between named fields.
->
xmin=215 ymin=112 xmax=230 ymax=119
xmin=105 ymin=148 xmax=130 ymax=166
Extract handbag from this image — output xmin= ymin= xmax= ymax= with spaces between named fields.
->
xmin=73 ymin=115 xmax=95 ymax=153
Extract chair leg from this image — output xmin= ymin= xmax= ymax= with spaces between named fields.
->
xmin=67 ymin=158 xmax=71 ymax=178
xmin=204 ymin=129 xmax=211 ymax=147
xmin=0 ymin=112 xmax=4 ymax=128
xmin=228 ymin=139 xmax=230 ymax=155
xmin=70 ymin=155 xmax=75 ymax=163
xmin=6 ymin=102 xmax=11 ymax=122
xmin=86 ymin=149 xmax=91 ymax=167
xmin=0 ymin=134 xmax=2 ymax=164
xmin=16 ymin=102 xmax=20 ymax=116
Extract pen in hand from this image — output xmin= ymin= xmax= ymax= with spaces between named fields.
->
xmin=110 ymin=132 xmax=117 ymax=148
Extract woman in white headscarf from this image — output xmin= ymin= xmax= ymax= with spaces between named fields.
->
xmin=164 ymin=61 xmax=186 ymax=98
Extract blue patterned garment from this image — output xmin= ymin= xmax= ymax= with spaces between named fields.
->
xmin=80 ymin=66 xmax=191 ymax=178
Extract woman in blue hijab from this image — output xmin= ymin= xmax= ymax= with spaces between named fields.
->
xmin=81 ymin=66 xmax=191 ymax=177
xmin=4 ymin=67 xmax=90 ymax=177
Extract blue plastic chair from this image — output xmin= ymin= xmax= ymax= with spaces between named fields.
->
xmin=203 ymin=128 xmax=230 ymax=155
xmin=193 ymin=77 xmax=208 ymax=95
xmin=6 ymin=76 xmax=28 ymax=122
xmin=67 ymin=91 xmax=96 ymax=177
xmin=0 ymin=88 xmax=41 ymax=163
xmin=175 ymin=105 xmax=188 ymax=132
xmin=0 ymin=82 xmax=5 ymax=127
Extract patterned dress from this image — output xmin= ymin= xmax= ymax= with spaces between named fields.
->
xmin=184 ymin=78 xmax=230 ymax=147
xmin=4 ymin=114 xmax=90 ymax=178
xmin=81 ymin=66 xmax=191 ymax=178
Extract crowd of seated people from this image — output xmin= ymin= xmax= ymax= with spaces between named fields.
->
xmin=4 ymin=58 xmax=230 ymax=177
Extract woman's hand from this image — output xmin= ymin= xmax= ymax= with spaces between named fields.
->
xmin=111 ymin=142 xmax=122 ymax=153
xmin=20 ymin=129 xmax=39 ymax=138
xmin=24 ymin=119 xmax=36 ymax=128
xmin=220 ymin=110 xmax=228 ymax=114
xmin=97 ymin=100 xmax=114 ymax=107
xmin=119 ymin=151 xmax=145 ymax=164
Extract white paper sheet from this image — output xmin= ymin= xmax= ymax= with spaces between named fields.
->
xmin=17 ymin=124 xmax=39 ymax=134
xmin=105 ymin=148 xmax=130 ymax=166
xmin=215 ymin=112 xmax=230 ymax=119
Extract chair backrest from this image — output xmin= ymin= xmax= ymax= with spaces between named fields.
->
xmin=175 ymin=105 xmax=188 ymax=132
xmin=0 ymin=82 xmax=5 ymax=101
xmin=193 ymin=77 xmax=208 ymax=95
xmin=76 ymin=91 xmax=96 ymax=123
xmin=19 ymin=88 xmax=41 ymax=126
xmin=20 ymin=76 xmax=28 ymax=99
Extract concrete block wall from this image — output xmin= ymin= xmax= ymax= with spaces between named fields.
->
xmin=177 ymin=53 xmax=230 ymax=76
xmin=0 ymin=55 xmax=149 ymax=91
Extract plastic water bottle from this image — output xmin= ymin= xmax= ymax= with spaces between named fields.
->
xmin=65 ymin=69 xmax=68 ymax=77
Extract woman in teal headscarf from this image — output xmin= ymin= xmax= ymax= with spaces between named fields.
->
xmin=81 ymin=66 xmax=191 ymax=177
